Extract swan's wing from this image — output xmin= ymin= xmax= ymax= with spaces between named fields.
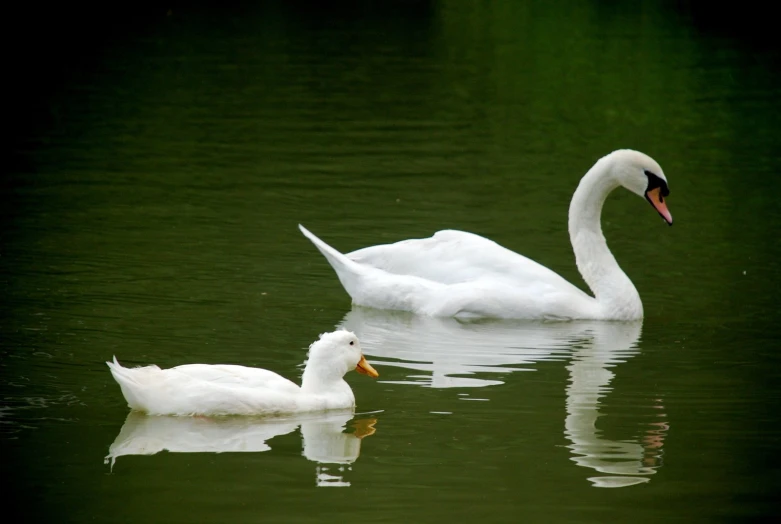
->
xmin=348 ymin=230 xmax=582 ymax=292
xmin=170 ymin=364 xmax=301 ymax=394
xmin=299 ymin=225 xmax=595 ymax=319
xmin=424 ymin=276 xmax=597 ymax=319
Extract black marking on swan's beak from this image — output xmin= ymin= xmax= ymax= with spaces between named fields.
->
xmin=644 ymin=170 xmax=673 ymax=226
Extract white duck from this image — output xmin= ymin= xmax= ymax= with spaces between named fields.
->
xmin=106 ymin=330 xmax=379 ymax=416
xmin=299 ymin=149 xmax=672 ymax=321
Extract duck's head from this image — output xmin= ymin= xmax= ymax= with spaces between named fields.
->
xmin=605 ymin=149 xmax=673 ymax=226
xmin=307 ymin=330 xmax=379 ymax=379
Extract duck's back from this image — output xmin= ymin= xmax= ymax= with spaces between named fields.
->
xmin=172 ymin=364 xmax=300 ymax=392
xmin=107 ymin=360 xmax=302 ymax=416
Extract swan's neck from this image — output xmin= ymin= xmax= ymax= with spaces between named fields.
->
xmin=568 ymin=162 xmax=642 ymax=320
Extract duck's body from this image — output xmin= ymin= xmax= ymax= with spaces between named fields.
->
xmin=107 ymin=361 xmax=320 ymax=416
xmin=300 ymin=150 xmax=673 ymax=321
xmin=107 ymin=331 xmax=378 ymax=416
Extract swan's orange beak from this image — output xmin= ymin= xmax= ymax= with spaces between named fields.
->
xmin=645 ymin=187 xmax=673 ymax=225
xmin=356 ymin=355 xmax=379 ymax=378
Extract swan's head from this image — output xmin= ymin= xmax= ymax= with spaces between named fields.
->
xmin=607 ymin=149 xmax=673 ymax=226
xmin=307 ymin=330 xmax=379 ymax=379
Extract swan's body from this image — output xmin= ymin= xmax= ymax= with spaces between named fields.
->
xmin=107 ymin=330 xmax=378 ymax=416
xmin=300 ymin=150 xmax=672 ymax=321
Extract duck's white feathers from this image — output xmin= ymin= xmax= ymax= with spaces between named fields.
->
xmin=162 ymin=364 xmax=300 ymax=391
xmin=107 ymin=357 xmax=302 ymax=416
xmin=106 ymin=330 xmax=370 ymax=417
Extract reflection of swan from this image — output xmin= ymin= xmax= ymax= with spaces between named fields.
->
xmin=339 ymin=307 xmax=667 ymax=487
xmin=300 ymin=150 xmax=672 ymax=320
xmin=564 ymin=322 xmax=667 ymax=487
xmin=340 ymin=307 xmax=574 ymax=388
xmin=105 ymin=410 xmax=377 ymax=487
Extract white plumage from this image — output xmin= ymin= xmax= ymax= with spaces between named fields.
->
xmin=300 ymin=149 xmax=673 ymax=320
xmin=107 ymin=330 xmax=378 ymax=416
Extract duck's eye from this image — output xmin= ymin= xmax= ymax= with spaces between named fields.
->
xmin=349 ymin=341 xmax=354 ymax=346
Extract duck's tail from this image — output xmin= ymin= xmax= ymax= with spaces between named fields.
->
xmin=106 ymin=356 xmax=158 ymax=412
xmin=298 ymin=224 xmax=370 ymax=302
xmin=107 ymin=356 xmax=140 ymax=384
xmin=106 ymin=355 xmax=128 ymax=383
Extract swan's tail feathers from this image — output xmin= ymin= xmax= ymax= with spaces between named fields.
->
xmin=298 ymin=224 xmax=368 ymax=301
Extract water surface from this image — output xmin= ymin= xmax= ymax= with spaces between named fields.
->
xmin=3 ymin=1 xmax=780 ymax=522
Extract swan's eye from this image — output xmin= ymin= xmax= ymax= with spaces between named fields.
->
xmin=644 ymin=170 xmax=670 ymax=197
xmin=349 ymin=341 xmax=354 ymax=346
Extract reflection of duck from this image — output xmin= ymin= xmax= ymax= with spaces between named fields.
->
xmin=339 ymin=307 xmax=667 ymax=487
xmin=105 ymin=410 xmax=377 ymax=487
xmin=302 ymin=416 xmax=377 ymax=487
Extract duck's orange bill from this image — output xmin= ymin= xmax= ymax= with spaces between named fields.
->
xmin=356 ymin=355 xmax=379 ymax=378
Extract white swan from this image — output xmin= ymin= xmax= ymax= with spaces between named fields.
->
xmin=299 ymin=149 xmax=672 ymax=320
xmin=106 ymin=330 xmax=379 ymax=416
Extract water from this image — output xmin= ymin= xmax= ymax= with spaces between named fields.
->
xmin=3 ymin=1 xmax=780 ymax=522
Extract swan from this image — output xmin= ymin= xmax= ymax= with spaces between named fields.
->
xmin=299 ymin=149 xmax=672 ymax=320
xmin=106 ymin=330 xmax=379 ymax=416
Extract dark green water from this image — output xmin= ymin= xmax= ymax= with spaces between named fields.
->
xmin=3 ymin=2 xmax=780 ymax=522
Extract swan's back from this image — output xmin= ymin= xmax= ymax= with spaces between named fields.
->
xmin=299 ymin=225 xmax=599 ymax=319
xmin=348 ymin=230 xmax=585 ymax=293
